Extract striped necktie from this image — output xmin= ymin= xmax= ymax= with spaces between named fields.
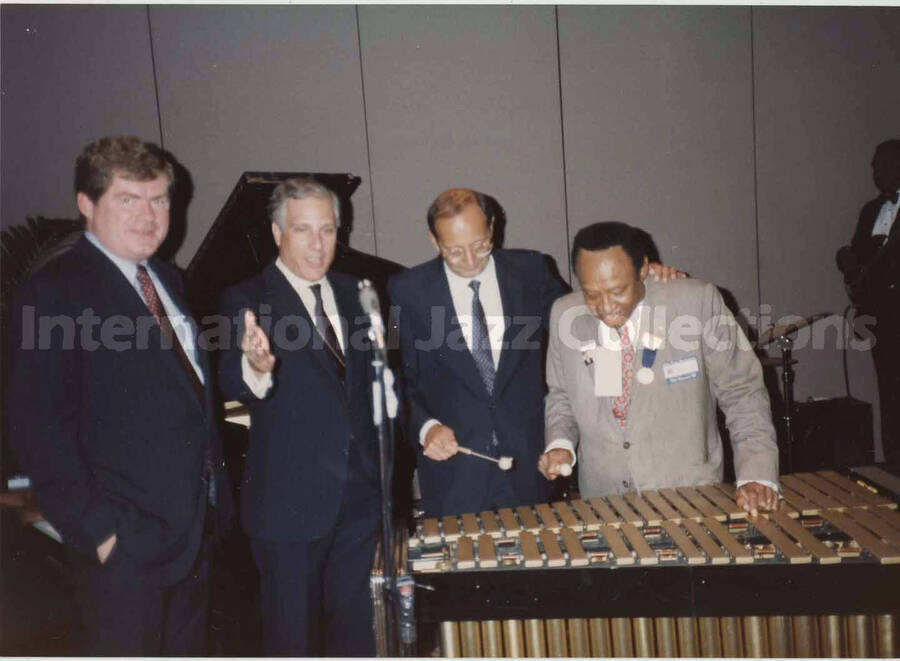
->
xmin=469 ymin=280 xmax=495 ymax=395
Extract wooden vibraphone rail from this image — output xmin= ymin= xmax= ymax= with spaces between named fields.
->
xmin=387 ymin=466 xmax=900 ymax=657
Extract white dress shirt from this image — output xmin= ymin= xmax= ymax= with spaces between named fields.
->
xmin=242 ymin=258 xmax=345 ymax=397
xmin=85 ymin=230 xmax=204 ymax=383
xmin=419 ymin=256 xmax=506 ymax=443
xmin=872 ymin=191 xmax=899 ymax=237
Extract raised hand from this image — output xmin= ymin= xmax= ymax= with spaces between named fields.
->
xmin=242 ymin=309 xmax=276 ymax=375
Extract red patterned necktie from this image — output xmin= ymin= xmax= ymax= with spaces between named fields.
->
xmin=612 ymin=327 xmax=634 ymax=428
xmin=136 ymin=265 xmax=205 ymax=403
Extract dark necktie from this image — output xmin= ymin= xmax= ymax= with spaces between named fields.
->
xmin=469 ymin=280 xmax=495 ymax=395
xmin=310 ymin=283 xmax=346 ymax=381
xmin=136 ymin=265 xmax=205 ymax=403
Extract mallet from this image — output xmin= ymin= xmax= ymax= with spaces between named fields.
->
xmin=457 ymin=446 xmax=514 ymax=471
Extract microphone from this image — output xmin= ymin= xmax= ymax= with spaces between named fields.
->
xmin=358 ymin=279 xmax=386 ymax=354
xmin=358 ymin=279 xmax=398 ymax=421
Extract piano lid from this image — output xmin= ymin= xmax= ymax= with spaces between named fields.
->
xmin=185 ymin=171 xmax=405 ymax=317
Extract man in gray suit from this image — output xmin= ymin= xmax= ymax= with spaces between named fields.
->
xmin=539 ymin=222 xmax=779 ymax=517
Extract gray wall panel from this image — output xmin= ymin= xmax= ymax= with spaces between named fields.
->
xmin=149 ymin=6 xmax=373 ymax=265
xmin=3 ymin=4 xmax=897 ymax=452
xmin=754 ymin=7 xmax=900 ymax=457
xmin=558 ymin=6 xmax=759 ymax=310
xmin=0 ymin=6 xmax=159 ymax=228
xmin=358 ymin=6 xmax=568 ymax=273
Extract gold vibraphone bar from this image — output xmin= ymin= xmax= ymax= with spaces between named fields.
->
xmin=386 ymin=467 xmax=900 ymax=657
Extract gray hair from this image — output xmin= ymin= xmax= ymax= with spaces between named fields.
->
xmin=268 ymin=176 xmax=341 ymax=229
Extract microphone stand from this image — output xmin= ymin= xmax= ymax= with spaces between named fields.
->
xmin=775 ymin=334 xmax=796 ymax=474
xmin=360 ymin=281 xmax=402 ymax=656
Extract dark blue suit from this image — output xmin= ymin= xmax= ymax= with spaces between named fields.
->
xmin=5 ymin=235 xmax=232 ymax=654
xmin=388 ymin=249 xmax=568 ymax=517
xmin=218 ymin=262 xmax=380 ymax=656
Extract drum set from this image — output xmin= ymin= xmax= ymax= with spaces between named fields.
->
xmin=756 ymin=313 xmax=831 ymax=473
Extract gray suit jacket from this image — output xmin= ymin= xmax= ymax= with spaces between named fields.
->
xmin=545 ymin=278 xmax=778 ymax=498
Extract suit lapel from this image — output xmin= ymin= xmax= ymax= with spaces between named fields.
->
xmin=262 ymin=264 xmax=346 ymax=393
xmin=493 ymin=252 xmax=525 ymax=397
xmin=79 ymin=239 xmax=206 ymax=412
xmin=422 ymin=259 xmax=488 ymax=398
xmin=563 ymin=299 xmax=607 ymax=430
xmin=625 ymin=282 xmax=663 ymax=434
xmin=148 ymin=257 xmax=211 ymax=406
xmin=78 ymin=237 xmax=152 ymax=321
xmin=328 ymin=273 xmax=362 ymax=395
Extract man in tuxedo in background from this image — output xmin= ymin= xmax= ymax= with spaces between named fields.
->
xmin=5 ymin=135 xmax=232 ymax=654
xmin=218 ymin=177 xmax=379 ymax=656
xmin=837 ymin=139 xmax=900 ymax=464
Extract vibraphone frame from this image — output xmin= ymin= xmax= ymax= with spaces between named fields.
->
xmin=373 ymin=466 xmax=900 ymax=657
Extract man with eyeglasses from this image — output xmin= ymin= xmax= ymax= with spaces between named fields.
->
xmin=388 ymin=188 xmax=568 ymax=516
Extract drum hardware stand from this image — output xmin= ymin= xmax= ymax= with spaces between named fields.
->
xmin=774 ymin=334 xmax=797 ymax=473
xmin=759 ymin=313 xmax=829 ymax=474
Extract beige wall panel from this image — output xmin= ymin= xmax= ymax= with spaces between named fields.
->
xmin=558 ymin=6 xmax=759 ymax=310
xmin=149 ymin=6 xmax=373 ymax=265
xmin=1 ymin=6 xmax=159 ymax=229
xmin=358 ymin=6 xmax=568 ymax=273
xmin=753 ymin=7 xmax=900 ymax=456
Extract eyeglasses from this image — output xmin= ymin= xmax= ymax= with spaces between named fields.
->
xmin=438 ymin=236 xmax=493 ymax=262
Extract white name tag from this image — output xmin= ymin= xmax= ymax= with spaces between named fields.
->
xmin=663 ymin=356 xmax=700 ymax=384
xmin=593 ymin=342 xmax=623 ymax=397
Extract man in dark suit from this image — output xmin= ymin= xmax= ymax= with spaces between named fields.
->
xmin=388 ymin=188 xmax=569 ymax=517
xmin=5 ymin=135 xmax=231 ymax=655
xmin=837 ymin=139 xmax=900 ymax=464
xmin=218 ymin=177 xmax=379 ymax=656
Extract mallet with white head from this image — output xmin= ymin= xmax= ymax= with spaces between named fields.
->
xmin=457 ymin=446 xmax=514 ymax=471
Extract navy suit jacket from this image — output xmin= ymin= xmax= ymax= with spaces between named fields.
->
xmin=218 ymin=263 xmax=379 ymax=542
xmin=388 ymin=249 xmax=568 ymax=516
xmin=5 ymin=236 xmax=232 ymax=586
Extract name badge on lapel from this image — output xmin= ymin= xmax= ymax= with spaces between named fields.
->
xmin=663 ymin=356 xmax=700 ymax=384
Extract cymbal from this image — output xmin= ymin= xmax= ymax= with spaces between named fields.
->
xmin=757 ymin=313 xmax=831 ymax=346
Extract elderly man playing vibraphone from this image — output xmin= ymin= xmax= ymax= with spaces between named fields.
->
xmin=539 ymin=222 xmax=780 ymax=516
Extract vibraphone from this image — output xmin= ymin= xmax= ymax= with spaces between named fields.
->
xmin=373 ymin=466 xmax=900 ymax=657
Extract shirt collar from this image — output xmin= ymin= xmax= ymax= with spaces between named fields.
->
xmin=442 ymin=254 xmax=497 ymax=292
xmin=275 ymin=257 xmax=329 ymax=293
xmin=84 ymin=230 xmax=146 ymax=283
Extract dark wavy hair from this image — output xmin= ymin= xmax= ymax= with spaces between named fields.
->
xmin=74 ymin=135 xmax=173 ymax=202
